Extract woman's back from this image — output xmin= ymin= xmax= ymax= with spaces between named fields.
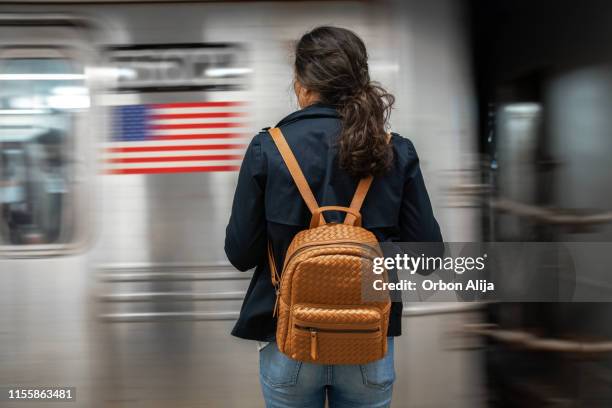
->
xmin=225 ymin=102 xmax=441 ymax=341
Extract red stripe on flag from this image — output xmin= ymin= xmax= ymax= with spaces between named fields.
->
xmin=108 ymin=154 xmax=243 ymax=164
xmin=151 ymin=133 xmax=245 ymax=141
xmin=150 ymin=101 xmax=247 ymax=109
xmin=107 ymin=165 xmax=240 ymax=174
xmin=150 ymin=122 xmax=241 ymax=130
xmin=106 ymin=144 xmax=246 ymax=153
xmin=150 ymin=112 xmax=247 ymax=120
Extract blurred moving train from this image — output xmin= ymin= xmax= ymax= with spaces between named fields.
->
xmin=4 ymin=1 xmax=612 ymax=407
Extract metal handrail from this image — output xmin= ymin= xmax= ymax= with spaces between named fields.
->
xmin=466 ymin=324 xmax=612 ymax=354
xmin=491 ymin=198 xmax=612 ymax=226
xmin=100 ymin=311 xmax=240 ymax=323
xmin=99 ymin=271 xmax=252 ymax=282
xmin=0 ymin=13 xmax=96 ymax=28
xmin=96 ymin=262 xmax=237 ymax=271
xmin=98 ymin=291 xmax=246 ymax=302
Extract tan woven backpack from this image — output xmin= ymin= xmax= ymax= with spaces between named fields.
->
xmin=268 ymin=127 xmax=391 ymax=365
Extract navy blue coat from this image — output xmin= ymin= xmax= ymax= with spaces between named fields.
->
xmin=225 ymin=103 xmax=442 ymax=341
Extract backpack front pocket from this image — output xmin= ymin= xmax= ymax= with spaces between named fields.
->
xmin=288 ymin=304 xmax=386 ymax=365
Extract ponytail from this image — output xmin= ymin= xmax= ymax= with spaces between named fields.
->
xmin=336 ymin=83 xmax=394 ymax=178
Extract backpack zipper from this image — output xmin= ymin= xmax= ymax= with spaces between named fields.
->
xmin=310 ymin=329 xmax=317 ymax=360
xmin=294 ymin=324 xmax=380 ymax=334
xmin=294 ymin=324 xmax=381 ymax=360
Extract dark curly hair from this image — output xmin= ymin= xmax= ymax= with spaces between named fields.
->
xmin=294 ymin=26 xmax=395 ymax=178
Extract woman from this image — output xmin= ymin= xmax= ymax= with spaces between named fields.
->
xmin=225 ymin=26 xmax=442 ymax=408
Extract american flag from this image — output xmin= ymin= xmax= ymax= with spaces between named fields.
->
xmin=106 ymin=101 xmax=248 ymax=175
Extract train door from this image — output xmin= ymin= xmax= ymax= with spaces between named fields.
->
xmin=87 ymin=9 xmax=256 ymax=406
xmin=0 ymin=14 xmax=102 ymax=407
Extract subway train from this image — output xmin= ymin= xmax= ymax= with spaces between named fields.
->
xmin=0 ymin=1 xmax=493 ymax=407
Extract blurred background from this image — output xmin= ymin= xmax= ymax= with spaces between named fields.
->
xmin=0 ymin=0 xmax=611 ymax=406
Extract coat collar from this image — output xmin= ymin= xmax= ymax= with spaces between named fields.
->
xmin=275 ymin=102 xmax=339 ymax=127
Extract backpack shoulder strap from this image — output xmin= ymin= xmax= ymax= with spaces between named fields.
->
xmin=268 ymin=127 xmax=318 ymax=313
xmin=269 ymin=127 xmax=319 ymax=213
xmin=344 ymin=176 xmax=373 ymax=225
xmin=344 ymin=132 xmax=392 ymax=225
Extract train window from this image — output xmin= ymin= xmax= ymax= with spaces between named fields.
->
xmin=0 ymin=54 xmax=88 ymax=247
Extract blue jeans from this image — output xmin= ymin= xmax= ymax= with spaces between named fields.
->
xmin=259 ymin=338 xmax=395 ymax=408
